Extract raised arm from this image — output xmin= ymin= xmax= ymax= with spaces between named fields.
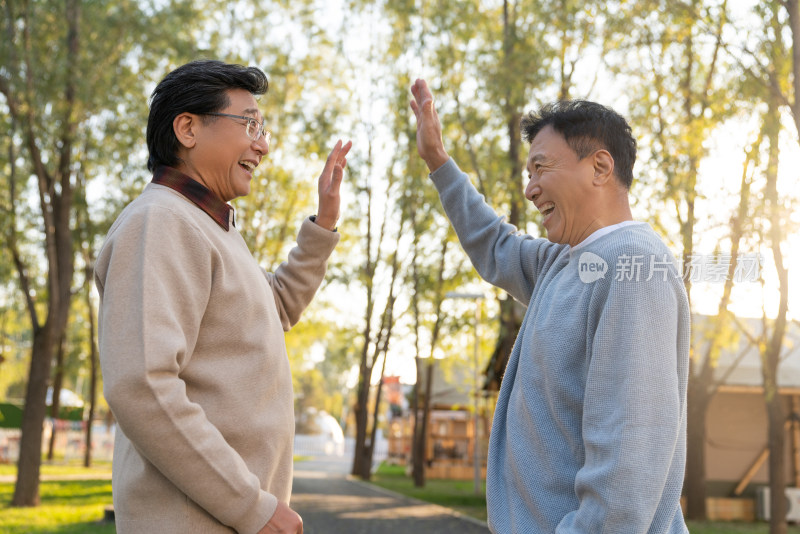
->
xmin=267 ymin=139 xmax=350 ymax=329
xmin=409 ymin=79 xmax=562 ymax=303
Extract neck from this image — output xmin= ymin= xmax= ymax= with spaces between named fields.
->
xmin=570 ymin=201 xmax=633 ymax=247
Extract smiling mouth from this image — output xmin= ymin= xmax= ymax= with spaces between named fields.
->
xmin=239 ymin=161 xmax=256 ymax=173
xmin=538 ymin=202 xmax=555 ymax=222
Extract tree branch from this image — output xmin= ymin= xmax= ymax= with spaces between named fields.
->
xmin=5 ymin=120 xmax=40 ymax=332
xmin=453 ymin=91 xmax=487 ymax=196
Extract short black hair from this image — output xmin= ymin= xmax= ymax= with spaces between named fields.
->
xmin=520 ymin=100 xmax=637 ymax=189
xmin=146 ymin=59 xmax=269 ymax=171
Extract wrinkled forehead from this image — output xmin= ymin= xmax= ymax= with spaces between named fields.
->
xmin=526 ymin=125 xmax=574 ymax=168
xmin=223 ymin=89 xmax=264 ymax=121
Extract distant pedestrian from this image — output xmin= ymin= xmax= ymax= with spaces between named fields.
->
xmin=95 ymin=59 xmax=351 ymax=534
xmin=410 ymin=78 xmax=689 ymax=533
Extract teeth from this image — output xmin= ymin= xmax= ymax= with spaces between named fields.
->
xmin=239 ymin=161 xmax=255 ymax=171
xmin=538 ymin=202 xmax=555 ymax=215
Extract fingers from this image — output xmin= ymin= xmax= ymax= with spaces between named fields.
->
xmin=323 ymin=140 xmax=352 ymax=176
xmin=411 ymin=79 xmax=434 ymax=112
xmin=315 ymin=139 xmax=350 ymax=231
xmin=321 ymin=139 xmax=343 ymax=177
xmin=337 ymin=140 xmax=352 ymax=168
xmin=410 ymin=79 xmax=439 ymax=126
xmin=408 ymin=78 xmax=449 ymax=171
xmin=320 ymin=140 xmax=350 ymax=197
xmin=261 ymin=501 xmax=303 ymax=534
xmin=330 ymin=159 xmax=345 ymax=189
xmin=411 ymin=78 xmax=428 ymax=103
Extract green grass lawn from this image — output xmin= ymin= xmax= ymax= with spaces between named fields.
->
xmin=0 ymin=461 xmax=114 ymax=534
xmin=369 ymin=463 xmax=800 ymax=534
xmin=0 ymin=461 xmax=112 ymax=478
xmin=370 ymin=463 xmax=488 ymax=521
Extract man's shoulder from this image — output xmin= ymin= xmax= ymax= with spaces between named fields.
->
xmin=99 ymin=185 xmax=216 ymax=260
xmin=111 ymin=184 xmax=209 ymax=231
xmin=585 ymin=224 xmax=674 ymax=261
xmin=577 ymin=224 xmax=685 ymax=292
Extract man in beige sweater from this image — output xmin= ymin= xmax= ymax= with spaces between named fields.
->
xmin=95 ymin=60 xmax=350 ymax=534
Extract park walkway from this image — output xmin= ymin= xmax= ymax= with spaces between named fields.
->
xmin=0 ymin=448 xmax=490 ymax=532
xmin=292 ymin=455 xmax=490 ymax=534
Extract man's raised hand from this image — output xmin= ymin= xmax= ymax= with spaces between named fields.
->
xmin=410 ymin=79 xmax=449 ymax=172
xmin=315 ymin=139 xmax=352 ymax=231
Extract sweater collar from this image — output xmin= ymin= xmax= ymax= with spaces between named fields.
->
xmin=570 ymin=220 xmax=646 ymax=253
xmin=151 ymin=166 xmax=235 ymax=231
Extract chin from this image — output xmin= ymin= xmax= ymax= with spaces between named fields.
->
xmin=543 ymin=227 xmax=558 ymax=243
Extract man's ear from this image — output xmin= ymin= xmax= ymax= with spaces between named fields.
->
xmin=591 ymin=149 xmax=615 ymax=186
xmin=173 ymin=113 xmax=197 ymax=149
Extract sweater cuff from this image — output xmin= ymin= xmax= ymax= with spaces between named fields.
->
xmin=299 ymin=216 xmax=340 ymax=254
xmin=309 ymin=214 xmax=338 ymax=233
xmin=238 ymin=490 xmax=278 ymax=534
xmin=428 ymin=157 xmax=460 ymax=187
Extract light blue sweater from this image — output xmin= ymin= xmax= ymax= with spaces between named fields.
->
xmin=431 ymin=159 xmax=690 ymax=534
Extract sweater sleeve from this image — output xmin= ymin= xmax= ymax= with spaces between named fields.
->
xmin=96 ymin=206 xmax=277 ymax=534
xmin=430 ymin=158 xmax=560 ymax=305
xmin=264 ymin=216 xmax=340 ymax=331
xmin=556 ymin=273 xmax=685 ymax=533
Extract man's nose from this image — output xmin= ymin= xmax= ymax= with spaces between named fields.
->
xmin=525 ymin=177 xmax=540 ymax=202
xmin=253 ymin=135 xmax=270 ymax=156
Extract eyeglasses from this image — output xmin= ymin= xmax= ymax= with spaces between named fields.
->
xmin=204 ymin=112 xmax=271 ymax=145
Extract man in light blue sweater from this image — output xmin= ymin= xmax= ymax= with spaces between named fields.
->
xmin=410 ymin=79 xmax=690 ymax=533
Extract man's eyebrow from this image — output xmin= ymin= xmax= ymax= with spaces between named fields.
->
xmin=528 ymin=154 xmax=547 ymax=165
xmin=241 ymin=107 xmax=261 ymax=117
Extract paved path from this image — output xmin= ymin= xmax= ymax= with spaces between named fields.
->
xmin=292 ymin=456 xmax=490 ymax=534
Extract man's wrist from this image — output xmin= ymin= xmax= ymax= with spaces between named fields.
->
xmin=425 ymin=151 xmax=450 ymax=173
xmin=311 ymin=215 xmax=337 ymax=231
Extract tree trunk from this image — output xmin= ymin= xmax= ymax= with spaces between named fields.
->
xmin=766 ymin=397 xmax=788 ymax=533
xmin=411 ymin=365 xmax=424 ymax=487
xmin=416 ymin=362 xmax=434 ymax=483
xmin=763 ymin=96 xmax=789 ymax=534
xmin=350 ymin=216 xmax=372 ymax=476
xmin=12 ymin=330 xmax=57 ymax=506
xmin=11 ymin=0 xmax=79 ymax=507
xmin=351 ymin=366 xmax=370 ymax=477
xmin=363 ymin=355 xmax=390 ymax=481
xmin=84 ymin=283 xmax=98 ymax=468
xmin=47 ymin=336 xmax=66 ymax=461
xmin=412 ymin=237 xmax=446 ymax=487
xmin=684 ymin=378 xmax=709 ymax=519
xmin=684 ymin=125 xmax=755 ymax=518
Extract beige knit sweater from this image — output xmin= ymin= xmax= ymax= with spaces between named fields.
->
xmin=95 ymin=182 xmax=339 ymax=533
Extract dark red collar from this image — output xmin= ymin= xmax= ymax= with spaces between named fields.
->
xmin=152 ymin=166 xmax=234 ymax=231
